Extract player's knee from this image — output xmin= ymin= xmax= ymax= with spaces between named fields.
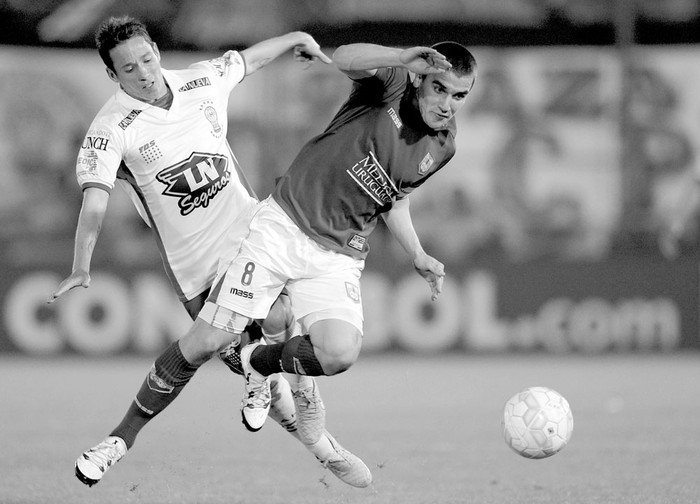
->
xmin=181 ymin=322 xmax=239 ymax=363
xmin=316 ymin=336 xmax=361 ymax=375
xmin=320 ymin=353 xmax=357 ymax=375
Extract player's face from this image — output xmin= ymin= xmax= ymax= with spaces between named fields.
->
xmin=416 ymin=71 xmax=475 ymax=130
xmin=106 ymin=36 xmax=167 ymax=103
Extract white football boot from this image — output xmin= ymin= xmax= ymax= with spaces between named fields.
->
xmin=240 ymin=341 xmax=271 ymax=431
xmin=293 ymin=377 xmax=326 ymax=445
xmin=318 ymin=431 xmax=373 ymax=488
xmin=75 ymin=436 xmax=127 ymax=487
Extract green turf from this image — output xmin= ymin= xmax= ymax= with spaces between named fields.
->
xmin=1 ymin=353 xmax=699 ymax=504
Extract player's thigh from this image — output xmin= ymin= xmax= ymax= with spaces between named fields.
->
xmin=261 ymin=292 xmax=294 ymax=339
xmin=288 ymin=266 xmax=364 ymax=336
xmin=212 ymin=201 xmax=300 ymax=319
xmin=210 ymin=256 xmax=286 ymax=320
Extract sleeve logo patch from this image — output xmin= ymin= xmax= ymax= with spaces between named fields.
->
xmin=347 ymin=234 xmax=366 ymax=252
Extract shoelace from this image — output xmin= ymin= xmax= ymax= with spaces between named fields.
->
xmin=294 ymin=387 xmax=322 ymax=411
xmin=244 ymin=379 xmax=271 ymax=408
xmin=323 ymin=448 xmax=350 ymax=466
xmin=86 ymin=441 xmax=122 ymax=471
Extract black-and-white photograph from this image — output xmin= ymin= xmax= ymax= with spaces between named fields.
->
xmin=1 ymin=1 xmax=699 ymax=503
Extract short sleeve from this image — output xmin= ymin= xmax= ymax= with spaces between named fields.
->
xmin=76 ymin=122 xmax=124 ymax=193
xmin=191 ymin=50 xmax=246 ymax=94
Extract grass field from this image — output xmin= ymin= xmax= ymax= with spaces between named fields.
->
xmin=2 ymin=353 xmax=700 ymax=504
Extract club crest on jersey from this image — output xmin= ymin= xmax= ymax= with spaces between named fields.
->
xmin=156 ymin=152 xmax=230 ymax=216
xmin=418 ymin=152 xmax=434 ymax=175
xmin=200 ymin=101 xmax=223 ymax=138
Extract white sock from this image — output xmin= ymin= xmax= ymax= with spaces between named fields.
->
xmin=304 ymin=432 xmax=336 ymax=461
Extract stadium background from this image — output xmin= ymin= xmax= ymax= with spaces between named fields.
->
xmin=3 ymin=0 xmax=700 ymax=356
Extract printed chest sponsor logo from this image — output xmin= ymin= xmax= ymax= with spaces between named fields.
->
xmin=346 ymin=150 xmax=398 ymax=205
xmin=139 ymin=139 xmax=163 ymax=163
xmin=178 ymin=77 xmax=211 ymax=92
xmin=119 ymin=109 xmax=142 ymax=130
xmin=156 ymin=152 xmax=230 ymax=216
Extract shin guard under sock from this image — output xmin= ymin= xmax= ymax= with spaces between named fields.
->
xmin=250 ymin=335 xmax=325 ymax=376
xmin=110 ymin=341 xmax=198 ymax=448
xmin=279 ymin=335 xmax=325 ymax=376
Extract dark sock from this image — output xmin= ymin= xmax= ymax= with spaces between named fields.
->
xmin=249 ymin=342 xmax=285 ymax=376
xmin=110 ymin=341 xmax=198 ymax=449
xmin=218 ymin=332 xmax=250 ymax=376
xmin=250 ymin=334 xmax=325 ymax=376
xmin=281 ymin=335 xmax=325 ymax=375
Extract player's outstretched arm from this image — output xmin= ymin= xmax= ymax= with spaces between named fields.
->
xmin=382 ymin=197 xmax=445 ymax=301
xmin=333 ymin=43 xmax=452 ymax=80
xmin=48 ymin=187 xmax=110 ymax=303
xmin=241 ymin=31 xmax=331 ymax=76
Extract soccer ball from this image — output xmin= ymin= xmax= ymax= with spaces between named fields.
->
xmin=502 ymin=386 xmax=573 ymax=459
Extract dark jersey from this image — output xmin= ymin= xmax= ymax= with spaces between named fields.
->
xmin=273 ymin=66 xmax=457 ymax=259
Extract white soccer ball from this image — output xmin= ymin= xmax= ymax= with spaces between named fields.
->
xmin=502 ymin=386 xmax=574 ymax=459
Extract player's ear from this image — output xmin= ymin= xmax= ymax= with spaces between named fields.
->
xmin=105 ymin=67 xmax=118 ymax=83
xmin=152 ymin=42 xmax=161 ymax=61
xmin=410 ymin=72 xmax=422 ymax=88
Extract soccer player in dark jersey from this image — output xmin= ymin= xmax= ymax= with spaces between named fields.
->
xmin=197 ymin=41 xmax=477 ymax=452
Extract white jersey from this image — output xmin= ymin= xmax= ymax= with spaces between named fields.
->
xmin=76 ymin=51 xmax=257 ymax=301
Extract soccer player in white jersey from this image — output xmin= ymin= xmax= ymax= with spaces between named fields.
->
xmin=48 ymin=16 xmax=371 ymax=488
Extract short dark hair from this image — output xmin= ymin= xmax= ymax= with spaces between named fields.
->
xmin=431 ymin=41 xmax=477 ymax=79
xmin=95 ymin=16 xmax=154 ymax=72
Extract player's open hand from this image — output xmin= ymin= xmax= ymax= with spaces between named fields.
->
xmin=400 ymin=47 xmax=452 ymax=75
xmin=47 ymin=270 xmax=91 ymax=304
xmin=293 ymin=41 xmax=332 ymax=69
xmin=413 ymin=254 xmax=445 ymax=301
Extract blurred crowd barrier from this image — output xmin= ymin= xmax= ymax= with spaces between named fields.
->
xmin=1 ymin=44 xmax=699 ymax=355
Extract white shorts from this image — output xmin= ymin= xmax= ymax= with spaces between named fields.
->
xmin=207 ymin=198 xmax=365 ymax=333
